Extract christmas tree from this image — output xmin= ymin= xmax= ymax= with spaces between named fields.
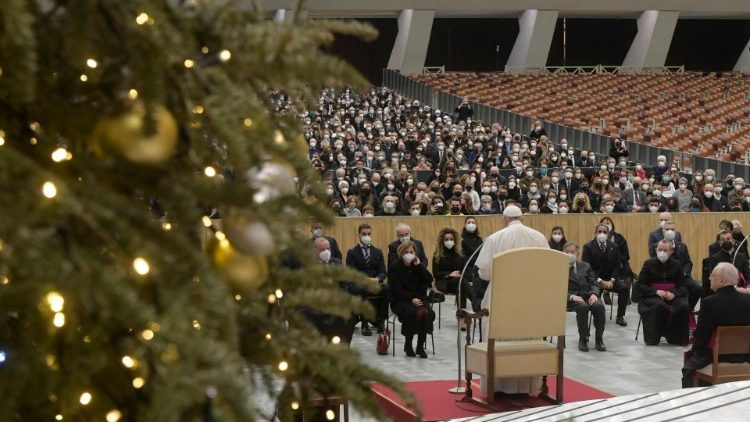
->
xmin=0 ymin=1 xmax=409 ymax=420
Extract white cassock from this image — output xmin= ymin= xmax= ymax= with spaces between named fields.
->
xmin=474 ymin=220 xmax=549 ymax=395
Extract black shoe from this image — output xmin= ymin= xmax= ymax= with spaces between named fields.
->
xmin=376 ymin=322 xmax=384 ymax=334
xmin=361 ymin=323 xmax=372 ymax=336
xmin=404 ymin=345 xmax=416 ymax=357
xmin=595 ymin=338 xmax=607 ymax=351
xmin=616 ymin=316 xmax=628 ymax=327
xmin=416 ymin=349 xmax=428 ymax=359
xmin=578 ymin=338 xmax=589 ymax=352
xmin=603 ymin=291 xmax=612 ymax=305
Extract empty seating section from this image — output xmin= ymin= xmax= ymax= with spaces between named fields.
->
xmin=411 ymin=73 xmax=750 ymax=162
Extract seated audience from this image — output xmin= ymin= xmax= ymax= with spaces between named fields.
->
xmin=311 ymin=222 xmax=342 ymax=261
xmin=637 ymin=240 xmax=690 ymax=346
xmin=548 ymin=226 xmax=567 ymax=251
xmin=582 ymin=223 xmax=629 ymax=326
xmin=388 ymin=241 xmax=435 ymax=358
xmin=432 ymin=228 xmax=474 ymax=319
xmin=345 ymin=224 xmax=387 ymax=336
xmin=387 ymin=223 xmax=428 ymax=268
xmin=681 ymin=263 xmax=750 ymax=387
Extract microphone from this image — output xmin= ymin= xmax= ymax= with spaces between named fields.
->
xmin=449 ymin=243 xmax=484 ymax=394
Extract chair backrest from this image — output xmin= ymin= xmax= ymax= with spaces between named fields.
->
xmin=488 ymin=247 xmax=568 ymax=339
xmin=715 ymin=325 xmax=750 ymax=358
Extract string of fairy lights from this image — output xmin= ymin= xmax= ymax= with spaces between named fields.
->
xmin=0 ymin=8 xmax=346 ymax=420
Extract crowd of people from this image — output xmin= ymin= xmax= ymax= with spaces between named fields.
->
xmin=282 ymin=87 xmax=750 ymax=218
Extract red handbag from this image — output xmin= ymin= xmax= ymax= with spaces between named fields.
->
xmin=376 ymin=326 xmax=391 ymax=355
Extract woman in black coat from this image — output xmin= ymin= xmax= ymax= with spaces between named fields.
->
xmin=548 ymin=226 xmax=567 ymax=251
xmin=461 ymin=217 xmax=483 ymax=264
xmin=389 ymin=241 xmax=435 ymax=358
xmin=432 ymin=228 xmax=474 ymax=327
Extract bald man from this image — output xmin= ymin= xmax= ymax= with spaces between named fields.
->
xmin=682 ymin=263 xmax=750 ymax=387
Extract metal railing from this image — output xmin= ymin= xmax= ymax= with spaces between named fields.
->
xmin=422 ymin=66 xmax=445 ymax=74
xmin=381 ymin=68 xmax=750 ymax=180
xmin=503 ymin=65 xmax=685 ymax=75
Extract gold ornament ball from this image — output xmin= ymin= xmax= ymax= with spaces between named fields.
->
xmin=92 ymin=104 xmax=178 ymax=165
xmin=223 ymin=211 xmax=275 ymax=256
xmin=207 ymin=237 xmax=268 ymax=290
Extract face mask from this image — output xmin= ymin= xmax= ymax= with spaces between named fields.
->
xmin=552 ymin=177 xmax=559 ymax=183
xmin=399 ymin=235 xmax=411 ymax=244
xmin=529 ymin=205 xmax=539 ymax=212
xmin=652 ymin=190 xmax=661 ymax=197
xmin=526 ymin=171 xmax=533 ymax=177
xmin=706 ymin=176 xmax=714 ymax=182
xmin=657 ymin=161 xmax=665 ymax=167
xmin=482 ymin=187 xmax=491 ymax=194
xmin=313 ymin=228 xmax=324 ymax=238
xmin=559 ymin=207 xmax=569 ymax=214
xmin=601 ymin=165 xmax=607 ymax=171
xmin=450 ymin=206 xmax=461 ymax=214
xmin=575 ymin=173 xmax=582 ymax=180
xmin=679 ymin=184 xmax=687 ymax=189
xmin=735 ymin=185 xmax=743 ymax=191
xmin=509 ymin=182 xmax=516 ymax=189
xmin=406 ymin=179 xmax=413 ymax=185
xmin=548 ymin=197 xmax=557 ymax=204
xmin=745 ymin=197 xmax=750 ymax=203
xmin=319 ymin=249 xmax=331 ymax=262
xmin=384 ymin=203 xmax=396 ymax=213
xmin=595 ymin=233 xmax=607 ymax=243
xmin=529 ymin=187 xmax=538 ymax=194
xmin=340 ymin=188 xmax=348 ymax=195
xmin=360 ymin=235 xmax=371 ymax=246
xmin=560 ymin=194 xmax=567 ymax=200
xmin=695 ymin=175 xmax=703 ymax=181
xmin=402 ymin=253 xmax=416 ymax=264
xmin=550 ymin=234 xmax=563 ymax=243
xmin=715 ymin=187 xmax=722 ymax=194
xmin=466 ymin=223 xmax=477 ymax=233
xmin=326 ymin=188 xmax=334 ymax=196
xmin=604 ymin=205 xmax=614 ymax=213
xmin=410 ymin=209 xmax=420 ymax=217
xmin=387 ymin=184 xmax=395 ymax=191
xmin=567 ymin=253 xmax=577 ymax=265
xmin=364 ymin=213 xmax=374 ymax=217
xmin=649 ymin=205 xmax=659 ymax=213
xmin=664 ymin=229 xmax=676 ymax=240
xmin=704 ymin=191 xmax=714 ymax=199
xmin=443 ymin=240 xmax=455 ymax=249
xmin=722 ymin=241 xmax=734 ymax=252
xmin=656 ymin=250 xmax=669 ymax=263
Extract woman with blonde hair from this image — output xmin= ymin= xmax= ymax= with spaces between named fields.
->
xmin=571 ymin=192 xmax=593 ymax=213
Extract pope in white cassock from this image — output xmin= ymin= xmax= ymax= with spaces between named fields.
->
xmin=474 ymin=205 xmax=549 ymax=396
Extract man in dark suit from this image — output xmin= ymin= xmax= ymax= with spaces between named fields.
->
xmin=311 ymin=223 xmax=342 ymax=261
xmin=387 ymin=223 xmax=428 ymax=268
xmin=682 ymin=262 xmax=750 ymax=387
xmin=345 ymin=223 xmax=387 ymax=336
xmin=622 ymin=179 xmax=648 ymax=212
xmin=301 ymin=238 xmax=355 ymax=342
xmin=582 ymin=223 xmax=629 ymax=326
xmin=704 ymin=230 xmax=750 ymax=296
xmin=647 ymin=212 xmax=682 ymax=253
xmin=564 ymin=241 xmax=606 ymax=352
xmin=649 ymin=221 xmax=704 ymax=311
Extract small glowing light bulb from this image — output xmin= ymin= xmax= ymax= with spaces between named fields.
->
xmin=275 ymin=289 xmax=284 ymax=299
xmin=135 ymin=13 xmax=149 ymax=25
xmin=265 ymin=333 xmax=272 ymax=340
xmin=192 ymin=105 xmax=204 ymax=114
xmin=325 ymin=409 xmax=336 ymax=420
xmin=243 ymin=117 xmax=253 ymax=127
xmin=53 ymin=312 xmax=66 ymax=327
xmin=214 ymin=231 xmax=226 ymax=241
xmin=51 ymin=147 xmax=69 ymax=162
xmin=267 ymin=294 xmax=276 ymax=304
xmin=204 ymin=166 xmax=216 ymax=177
xmin=133 ymin=257 xmax=150 ymax=275
xmin=55 ymin=415 xmax=63 ymax=421
xmin=192 ymin=320 xmax=201 ymax=330
xmin=201 ymin=46 xmax=209 ymax=54
xmin=161 ymin=221 xmax=172 ymax=231
xmin=218 ymin=49 xmax=231 ymax=62
xmin=331 ymin=336 xmax=341 ymax=345
xmin=42 ymin=181 xmax=58 ymax=198
xmin=79 ymin=392 xmax=92 ymax=405
xmin=86 ymin=59 xmax=98 ymax=69
xmin=46 ymin=292 xmax=65 ymax=312
xmin=106 ymin=410 xmax=122 ymax=422
xmin=234 ymin=294 xmax=241 ymax=301
xmin=80 ymin=74 xmax=88 ymax=82
xmin=121 ymin=356 xmax=136 ymax=368
xmin=201 ymin=216 xmax=212 ymax=227
xmin=278 ymin=361 xmax=288 ymax=371
xmin=291 ymin=401 xmax=300 ymax=410
xmin=132 ymin=377 xmax=145 ymax=389
xmin=141 ymin=329 xmax=154 ymax=341
xmin=0 ymin=275 xmax=8 ymax=285
xmin=184 ymin=59 xmax=195 ymax=68
xmin=128 ymin=89 xmax=139 ymax=100
xmin=0 ymin=350 xmax=6 ymax=363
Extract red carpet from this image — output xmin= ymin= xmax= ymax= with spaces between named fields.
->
xmin=372 ymin=377 xmax=614 ymax=421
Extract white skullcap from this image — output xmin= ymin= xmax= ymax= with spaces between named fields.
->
xmin=503 ymin=205 xmax=522 ymax=218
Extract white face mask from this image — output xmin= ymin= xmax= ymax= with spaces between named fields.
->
xmin=360 ymin=235 xmax=371 ymax=246
xmin=604 ymin=205 xmax=614 ymax=213
xmin=548 ymin=198 xmax=557 ymax=204
xmin=529 ymin=187 xmax=538 ymax=194
xmin=340 ymin=188 xmax=349 ymax=195
xmin=402 ymin=253 xmax=416 ymax=264
xmin=529 ymin=205 xmax=539 ymax=212
xmin=319 ymin=249 xmax=331 ymax=262
xmin=659 ymin=220 xmax=667 ymax=229
xmin=481 ymin=204 xmax=492 ymax=212
xmin=560 ymin=194 xmax=567 ymax=200
xmin=552 ymin=177 xmax=559 ymax=183
xmin=664 ymin=229 xmax=676 ymax=240
xmin=399 ymin=235 xmax=411 ymax=244
xmin=656 ymin=250 xmax=669 ymax=263
xmin=465 ymin=223 xmax=477 ymax=233
xmin=326 ymin=188 xmax=334 ymax=196
xmin=443 ymin=240 xmax=455 ymax=249
xmin=410 ymin=209 xmax=420 ymax=217
xmin=596 ymin=233 xmax=608 ymax=243
xmin=559 ymin=207 xmax=569 ymax=214
xmin=567 ymin=253 xmax=577 ymax=265
xmin=649 ymin=205 xmax=659 ymax=213
xmin=313 ymin=228 xmax=324 ymax=238
xmin=552 ymin=234 xmax=563 ymax=243
xmin=704 ymin=191 xmax=714 ymax=199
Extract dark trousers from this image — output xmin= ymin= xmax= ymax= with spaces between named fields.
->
xmin=568 ymin=298 xmax=605 ymax=340
xmin=638 ymin=296 xmax=690 ymax=345
xmin=686 ymin=278 xmax=704 ymax=311
xmin=603 ymin=280 xmax=629 ymax=318
xmin=355 ymin=283 xmax=389 ymax=327
xmin=438 ymin=276 xmax=474 ymax=309
xmin=681 ymin=353 xmax=712 ymax=388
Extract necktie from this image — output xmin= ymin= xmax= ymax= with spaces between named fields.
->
xmin=635 ymin=191 xmax=641 ymax=206
xmin=600 ymin=243 xmax=606 ymax=253
xmin=570 ymin=264 xmax=577 ymax=277
xmin=363 ymin=246 xmax=370 ymax=264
